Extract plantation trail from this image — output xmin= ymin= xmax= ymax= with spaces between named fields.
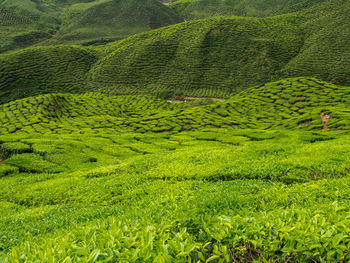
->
xmin=167 ymin=96 xmax=226 ymax=103
xmin=321 ymin=112 xmax=332 ymax=132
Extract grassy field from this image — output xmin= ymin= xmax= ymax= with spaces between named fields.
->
xmin=0 ymin=77 xmax=349 ymax=261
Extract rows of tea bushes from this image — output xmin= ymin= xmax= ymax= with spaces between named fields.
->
xmin=0 ymin=6 xmax=33 ymax=26
xmin=89 ymin=0 xmax=350 ymax=96
xmin=54 ymin=0 xmax=183 ymax=45
xmin=90 ymin=14 xmax=304 ymax=96
xmin=1 ymin=0 xmax=349 ymax=103
xmin=0 ymin=129 xmax=349 ymax=261
xmin=0 ymin=5 xmax=47 ymax=53
xmin=170 ymin=0 xmax=332 ymax=19
xmin=0 ymin=77 xmax=348 ymax=136
xmin=0 ymin=0 xmax=182 ymax=52
xmin=0 ymin=45 xmax=99 ymax=104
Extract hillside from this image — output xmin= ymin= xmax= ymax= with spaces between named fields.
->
xmin=0 ymin=0 xmax=182 ymax=52
xmin=47 ymin=0 xmax=183 ymax=46
xmin=170 ymin=0 xmax=329 ymax=19
xmin=1 ymin=0 xmax=350 ymax=261
xmin=1 ymin=0 xmax=349 ymax=102
xmin=0 ymin=45 xmax=99 ymax=104
xmin=0 ymin=5 xmax=51 ymax=52
xmin=1 ymin=77 xmax=349 ymax=136
xmin=0 ymin=77 xmax=350 ymax=261
xmin=90 ymin=0 xmax=350 ymax=95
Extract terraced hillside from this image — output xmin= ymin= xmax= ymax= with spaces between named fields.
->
xmin=0 ymin=45 xmax=99 ymax=104
xmin=0 ymin=5 xmax=51 ymax=53
xmin=170 ymin=0 xmax=329 ymax=19
xmin=1 ymin=78 xmax=349 ymax=136
xmin=0 ymin=77 xmax=350 ymax=261
xmin=47 ymin=0 xmax=183 ymax=46
xmin=0 ymin=0 xmax=182 ymax=52
xmin=90 ymin=0 xmax=350 ymax=95
xmin=1 ymin=0 xmax=349 ymax=102
xmin=1 ymin=1 xmax=350 ymax=261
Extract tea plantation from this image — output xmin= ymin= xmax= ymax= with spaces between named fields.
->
xmin=1 ymin=0 xmax=350 ymax=261
xmin=0 ymin=0 xmax=182 ymax=52
xmin=0 ymin=77 xmax=349 ymax=261
xmin=170 ymin=0 xmax=331 ymax=19
xmin=1 ymin=0 xmax=350 ymax=103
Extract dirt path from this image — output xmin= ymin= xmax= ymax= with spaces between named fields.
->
xmin=321 ymin=112 xmax=331 ymax=132
xmin=167 ymin=96 xmax=226 ymax=103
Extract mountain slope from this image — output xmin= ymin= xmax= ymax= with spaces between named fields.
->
xmin=89 ymin=14 xmax=305 ymax=97
xmin=0 ymin=0 xmax=349 ymax=102
xmin=90 ymin=0 xmax=350 ymax=95
xmin=47 ymin=0 xmax=183 ymax=45
xmin=170 ymin=0 xmax=328 ymax=19
xmin=0 ymin=45 xmax=99 ymax=104
xmin=0 ymin=0 xmax=182 ymax=52
xmin=0 ymin=5 xmax=52 ymax=53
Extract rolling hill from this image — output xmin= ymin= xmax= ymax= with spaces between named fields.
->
xmin=170 ymin=0 xmax=330 ymax=19
xmin=90 ymin=0 xmax=350 ymax=95
xmin=0 ymin=1 xmax=350 ymax=261
xmin=0 ymin=45 xmax=99 ymax=104
xmin=1 ymin=0 xmax=349 ymax=103
xmin=0 ymin=0 xmax=183 ymax=52
xmin=1 ymin=77 xmax=349 ymax=136
xmin=0 ymin=76 xmax=349 ymax=261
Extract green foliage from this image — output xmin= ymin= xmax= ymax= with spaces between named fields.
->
xmin=0 ymin=141 xmax=31 ymax=157
xmin=0 ymin=45 xmax=99 ymax=104
xmin=0 ymin=78 xmax=348 ymax=136
xmin=0 ymin=129 xmax=349 ymax=261
xmin=0 ymin=78 xmax=348 ymax=260
xmin=0 ymin=164 xmax=18 ymax=177
xmin=0 ymin=0 xmax=182 ymax=53
xmin=4 ymin=153 xmax=63 ymax=173
xmin=0 ymin=1 xmax=349 ymax=261
xmin=3 ymin=0 xmax=349 ymax=103
xmin=170 ymin=0 xmax=328 ymax=19
xmin=1 ymin=0 xmax=349 ymax=102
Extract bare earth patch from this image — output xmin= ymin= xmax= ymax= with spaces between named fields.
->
xmin=320 ymin=112 xmax=331 ymax=132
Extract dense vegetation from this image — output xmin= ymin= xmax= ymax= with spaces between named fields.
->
xmin=0 ymin=0 xmax=182 ymax=52
xmin=170 ymin=0 xmax=329 ymax=19
xmin=90 ymin=0 xmax=350 ymax=95
xmin=1 ymin=0 xmax=349 ymax=103
xmin=0 ymin=0 xmax=349 ymax=261
xmin=0 ymin=45 xmax=99 ymax=104
xmin=0 ymin=77 xmax=349 ymax=261
xmin=0 ymin=78 xmax=349 ymax=135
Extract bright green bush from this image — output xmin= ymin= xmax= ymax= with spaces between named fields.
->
xmin=0 ymin=142 xmax=31 ymax=157
xmin=0 ymin=164 xmax=18 ymax=177
xmin=4 ymin=153 xmax=63 ymax=173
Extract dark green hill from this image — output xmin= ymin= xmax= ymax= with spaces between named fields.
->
xmin=0 ymin=45 xmax=99 ymax=104
xmin=0 ymin=0 xmax=182 ymax=52
xmin=0 ymin=5 xmax=51 ymax=52
xmin=89 ymin=0 xmax=350 ymax=96
xmin=89 ymin=14 xmax=305 ymax=97
xmin=0 ymin=0 xmax=349 ymax=102
xmin=170 ymin=0 xmax=328 ymax=19
xmin=46 ymin=0 xmax=183 ymax=45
